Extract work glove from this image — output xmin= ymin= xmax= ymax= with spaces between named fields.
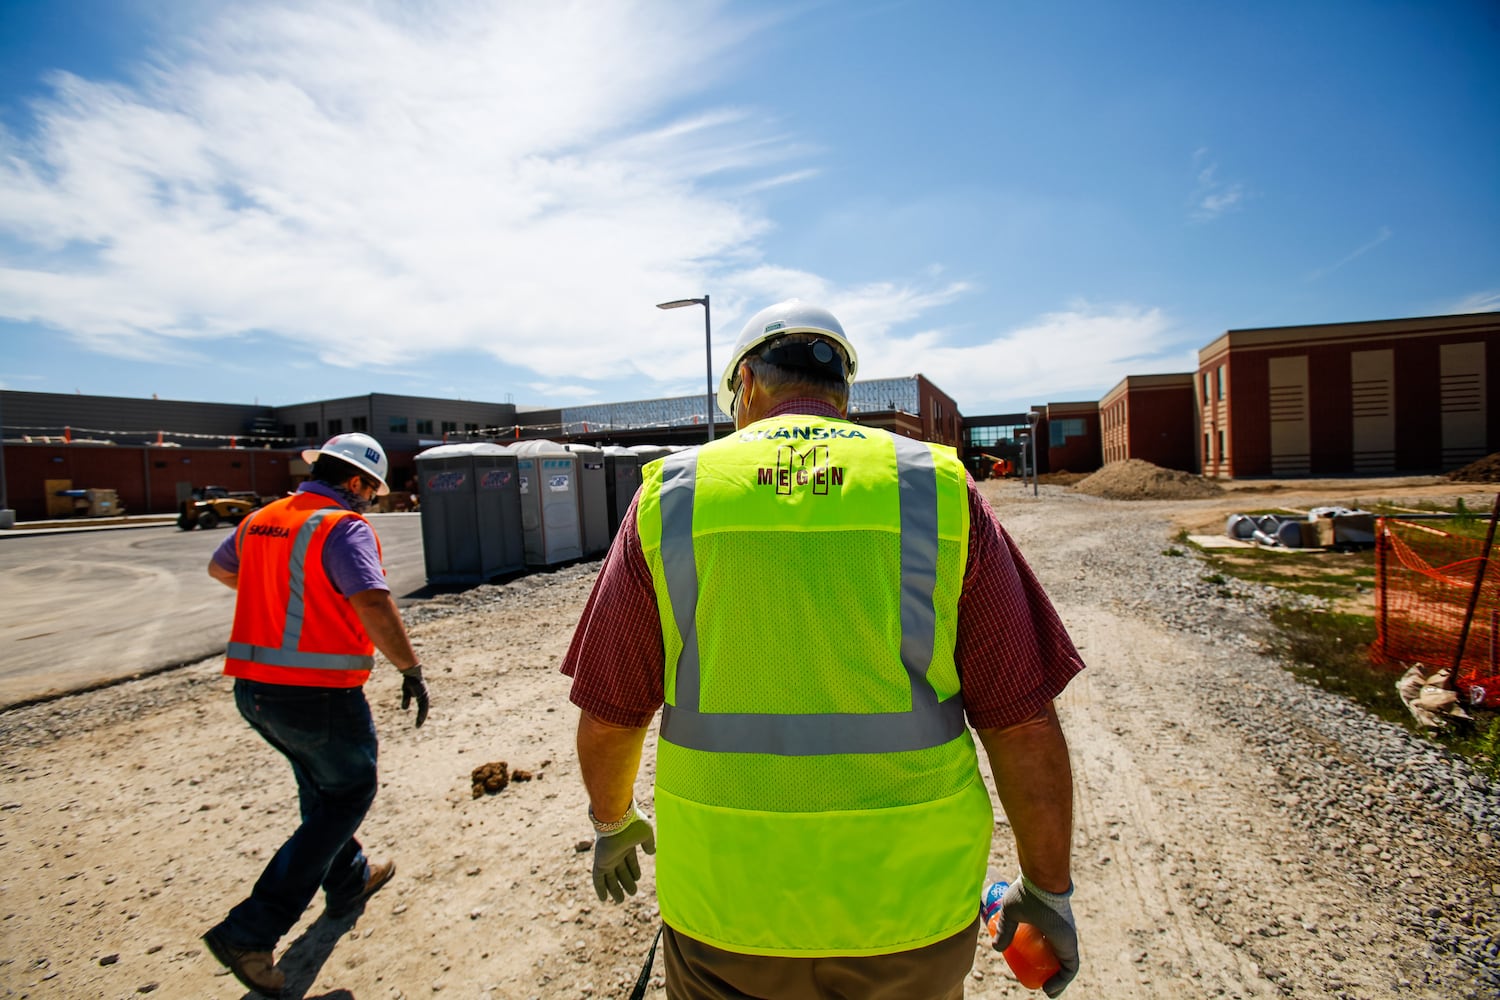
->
xmin=400 ymin=664 xmax=430 ymax=728
xmin=993 ymin=875 xmax=1080 ymax=997
xmin=591 ymin=802 xmax=656 ymax=903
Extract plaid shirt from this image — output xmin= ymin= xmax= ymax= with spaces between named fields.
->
xmin=562 ymin=399 xmax=1084 ymax=730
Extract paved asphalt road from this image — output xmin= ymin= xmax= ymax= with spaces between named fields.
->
xmin=0 ymin=513 xmax=427 ymax=709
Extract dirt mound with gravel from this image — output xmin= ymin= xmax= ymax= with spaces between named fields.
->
xmin=1071 ymin=458 xmax=1224 ymax=500
xmin=1447 ymin=453 xmax=1500 ymax=482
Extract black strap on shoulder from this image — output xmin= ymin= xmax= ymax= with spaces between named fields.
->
xmin=629 ymin=925 xmax=663 ymax=1000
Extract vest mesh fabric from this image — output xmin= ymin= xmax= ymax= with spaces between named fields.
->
xmin=639 ymin=416 xmax=990 ymax=957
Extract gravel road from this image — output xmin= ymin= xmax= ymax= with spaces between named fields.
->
xmin=1 ymin=480 xmax=1496 ymax=999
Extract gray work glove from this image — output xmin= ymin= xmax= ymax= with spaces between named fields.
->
xmin=993 ymin=875 xmax=1080 ymax=997
xmin=400 ymin=664 xmax=430 ymax=728
xmin=591 ymin=803 xmax=656 ymax=903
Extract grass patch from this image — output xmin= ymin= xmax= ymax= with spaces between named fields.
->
xmin=1202 ymin=546 xmax=1375 ymax=605
xmin=1266 ymin=606 xmax=1500 ymax=777
xmin=1267 ymin=607 xmax=1406 ymax=723
xmin=1194 ymin=539 xmax=1500 ymax=777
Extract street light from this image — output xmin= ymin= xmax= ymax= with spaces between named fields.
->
xmin=1026 ymin=410 xmax=1041 ymax=497
xmin=656 ymin=295 xmax=714 ymax=442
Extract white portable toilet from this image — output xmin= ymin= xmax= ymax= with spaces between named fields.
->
xmin=564 ymin=443 xmax=610 ymax=557
xmin=512 ymin=439 xmax=583 ymax=566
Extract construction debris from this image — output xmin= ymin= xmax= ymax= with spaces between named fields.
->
xmin=1224 ymin=506 xmax=1375 ymax=549
xmin=1395 ymin=664 xmax=1473 ymax=729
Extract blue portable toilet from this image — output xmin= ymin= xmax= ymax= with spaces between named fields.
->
xmin=512 ymin=440 xmax=583 ymax=566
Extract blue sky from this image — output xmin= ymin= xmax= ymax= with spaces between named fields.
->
xmin=1 ymin=0 xmax=1496 ymax=421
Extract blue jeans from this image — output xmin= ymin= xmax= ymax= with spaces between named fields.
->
xmin=215 ymin=679 xmax=379 ymax=950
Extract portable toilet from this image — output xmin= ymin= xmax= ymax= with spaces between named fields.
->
xmin=512 ymin=439 xmax=583 ymax=566
xmin=628 ymin=444 xmax=671 ymax=467
xmin=564 ymin=443 xmax=610 ymax=557
xmin=601 ymin=446 xmax=642 ymax=538
xmin=414 ymin=443 xmax=524 ymax=584
xmin=472 ymin=445 xmax=525 ymax=576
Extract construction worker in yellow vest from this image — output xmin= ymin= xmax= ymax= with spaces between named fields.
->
xmin=563 ymin=300 xmax=1084 ymax=999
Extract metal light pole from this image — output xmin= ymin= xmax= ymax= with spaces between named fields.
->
xmin=656 ymin=295 xmax=714 ymax=442
xmin=0 ymin=391 xmax=11 ymax=527
xmin=1027 ymin=410 xmax=1041 ymax=497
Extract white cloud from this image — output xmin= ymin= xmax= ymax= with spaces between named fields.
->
xmin=1308 ymin=226 xmax=1393 ymax=281
xmin=1189 ymin=151 xmax=1247 ymax=222
xmin=1447 ymin=290 xmax=1500 ymax=314
xmin=860 ymin=302 xmax=1191 ymax=414
xmin=0 ymin=1 xmax=1196 ymax=416
xmin=0 ymin=0 xmax=814 ymax=392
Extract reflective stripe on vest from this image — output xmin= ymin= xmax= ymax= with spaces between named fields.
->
xmin=656 ymin=433 xmax=965 ymax=756
xmin=228 ymin=506 xmax=375 ymax=673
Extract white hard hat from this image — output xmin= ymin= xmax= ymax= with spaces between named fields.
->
xmin=716 ymin=300 xmax=858 ymax=418
xmin=302 ymin=432 xmax=391 ymax=495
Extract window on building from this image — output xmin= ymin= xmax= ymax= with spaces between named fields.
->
xmin=327 ymin=418 xmax=342 ymax=434
xmin=1203 ymin=373 xmax=1211 ymax=400
xmin=441 ymin=420 xmax=457 ymax=434
xmin=1204 ymin=432 xmax=1212 ymax=463
xmin=415 ymin=418 xmax=434 ymax=434
xmin=352 ymin=416 xmax=368 ymax=432
xmin=1217 ymin=429 xmax=1226 ymax=461
xmin=281 ymin=424 xmax=295 ymax=439
xmin=1048 ymin=418 xmax=1086 ymax=448
xmin=1216 ymin=366 xmax=1225 ymax=400
xmin=465 ymin=422 xmax=479 ymax=432
xmin=390 ymin=416 xmax=409 ymax=434
xmin=304 ymin=421 xmax=318 ymax=437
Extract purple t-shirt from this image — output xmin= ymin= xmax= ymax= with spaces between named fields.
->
xmin=211 ymin=482 xmax=388 ymax=596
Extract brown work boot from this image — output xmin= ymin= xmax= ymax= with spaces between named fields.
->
xmin=202 ymin=927 xmax=285 ymax=998
xmin=326 ymin=859 xmax=396 ymax=918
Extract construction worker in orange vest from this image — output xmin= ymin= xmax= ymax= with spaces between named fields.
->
xmin=201 ymin=432 xmax=430 ymax=998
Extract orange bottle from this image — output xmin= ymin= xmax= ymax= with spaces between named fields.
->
xmin=981 ymin=881 xmax=1062 ymax=990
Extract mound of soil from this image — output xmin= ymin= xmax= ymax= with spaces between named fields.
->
xmin=1072 ymin=459 xmax=1224 ymax=501
xmin=1446 ymin=453 xmax=1500 ymax=483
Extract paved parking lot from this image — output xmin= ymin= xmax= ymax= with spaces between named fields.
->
xmin=0 ymin=513 xmax=426 ymax=708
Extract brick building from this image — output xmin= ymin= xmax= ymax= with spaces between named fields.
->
xmin=1099 ymin=374 xmax=1197 ymax=472
xmin=1197 ymin=313 xmax=1500 ymax=477
xmin=1042 ymin=401 xmax=1101 ymax=475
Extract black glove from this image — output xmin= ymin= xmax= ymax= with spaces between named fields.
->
xmin=591 ymin=802 xmax=656 ymax=903
xmin=400 ymin=665 xmax=430 ymax=728
xmin=993 ymin=876 xmax=1079 ymax=997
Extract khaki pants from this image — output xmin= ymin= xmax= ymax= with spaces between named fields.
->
xmin=662 ymin=918 xmax=979 ymax=1000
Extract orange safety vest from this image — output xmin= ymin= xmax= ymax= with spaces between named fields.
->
xmin=222 ymin=492 xmax=382 ymax=688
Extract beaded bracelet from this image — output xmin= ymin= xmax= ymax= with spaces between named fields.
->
xmin=589 ymin=800 xmax=637 ymax=835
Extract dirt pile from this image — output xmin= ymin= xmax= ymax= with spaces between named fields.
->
xmin=1072 ymin=459 xmax=1224 ymax=500
xmin=469 ymin=760 xmax=546 ymax=798
xmin=1446 ymin=453 xmax=1500 ymax=482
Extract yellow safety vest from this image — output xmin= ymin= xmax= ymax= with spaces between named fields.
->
xmin=636 ymin=413 xmax=992 ymax=957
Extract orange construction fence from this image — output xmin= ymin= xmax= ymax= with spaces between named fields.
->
xmin=1374 ymin=516 xmax=1500 ymax=707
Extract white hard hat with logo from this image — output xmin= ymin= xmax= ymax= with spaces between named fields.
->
xmin=302 ymin=432 xmax=391 ymax=495
xmin=716 ymin=299 xmax=859 ymax=418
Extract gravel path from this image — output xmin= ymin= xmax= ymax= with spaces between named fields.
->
xmin=1 ymin=481 xmax=1496 ymax=998
xmin=985 ymin=483 xmax=1499 ymax=999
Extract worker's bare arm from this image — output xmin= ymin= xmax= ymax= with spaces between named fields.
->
xmin=577 ymin=711 xmax=650 ymax=823
xmin=348 ymin=588 xmax=419 ymax=672
xmin=207 ymin=559 xmax=238 ymax=590
xmin=976 ymin=702 xmax=1074 ymax=894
